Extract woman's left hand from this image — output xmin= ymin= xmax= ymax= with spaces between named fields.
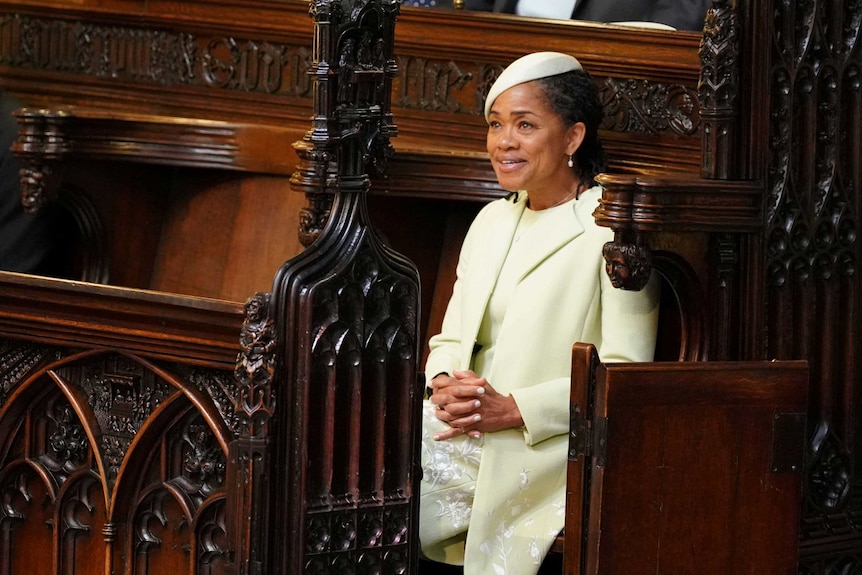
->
xmin=429 ymin=369 xmax=524 ymax=441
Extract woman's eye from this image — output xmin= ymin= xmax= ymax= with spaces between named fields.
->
xmin=519 ymin=121 xmax=533 ymax=129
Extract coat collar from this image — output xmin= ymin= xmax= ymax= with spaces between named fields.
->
xmin=460 ymin=187 xmax=599 ymax=357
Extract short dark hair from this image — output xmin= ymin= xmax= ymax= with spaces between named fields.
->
xmin=536 ymin=70 xmax=607 ymax=186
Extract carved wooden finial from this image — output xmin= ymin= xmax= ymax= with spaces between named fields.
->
xmin=292 ymin=0 xmax=399 ymax=247
xmin=698 ymin=0 xmax=740 ymax=179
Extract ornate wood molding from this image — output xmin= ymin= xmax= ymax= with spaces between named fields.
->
xmin=594 ymin=173 xmax=762 ymax=233
xmin=593 ymin=172 xmax=761 ymax=291
xmin=0 ymin=273 xmax=244 ymax=368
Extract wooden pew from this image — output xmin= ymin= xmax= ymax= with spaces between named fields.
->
xmin=0 ymin=0 xmax=858 ymax=573
xmin=564 ymin=343 xmax=808 ymax=574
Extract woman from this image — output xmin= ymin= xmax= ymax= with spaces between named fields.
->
xmin=419 ymin=52 xmax=660 ymax=574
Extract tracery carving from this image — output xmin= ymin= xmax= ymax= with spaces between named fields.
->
xmin=182 ymin=366 xmax=241 ymax=434
xmin=133 ymin=489 xmax=193 ymax=558
xmin=698 ymin=0 xmax=740 ymax=178
xmin=765 ymin=6 xmax=861 ymax=567
xmin=60 ymin=474 xmax=99 ymax=536
xmin=60 ymin=355 xmax=172 ymax=487
xmin=0 ymin=467 xmax=43 ymax=530
xmin=197 ymin=502 xmax=229 ymax=568
xmin=275 ymin=2 xmax=421 ymax=572
xmin=304 ymin=506 xmax=412 ymax=571
xmin=599 ymin=79 xmax=701 ymax=137
xmin=0 ymin=341 xmax=56 ymax=406
xmin=132 ymin=413 xmax=227 ymax=562
xmin=169 ymin=418 xmax=226 ymax=505
xmin=766 ymin=3 xmax=859 ymax=288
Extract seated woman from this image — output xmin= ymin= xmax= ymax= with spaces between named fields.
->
xmin=419 ymin=52 xmax=660 ymax=574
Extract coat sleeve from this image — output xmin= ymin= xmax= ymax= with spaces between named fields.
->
xmin=509 ymin=376 xmax=571 ymax=445
xmin=510 ymin=255 xmax=660 ymax=446
xmin=597 ymin=263 xmax=661 ymax=363
xmin=423 ymin=201 xmax=494 ymax=387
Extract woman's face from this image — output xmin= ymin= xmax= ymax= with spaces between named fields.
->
xmin=486 ymin=81 xmax=582 ymax=195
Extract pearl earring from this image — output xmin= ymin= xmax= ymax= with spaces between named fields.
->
xmin=567 ymin=154 xmax=574 ymax=168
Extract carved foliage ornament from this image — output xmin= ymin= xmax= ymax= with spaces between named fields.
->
xmin=600 ymin=78 xmax=701 ymax=137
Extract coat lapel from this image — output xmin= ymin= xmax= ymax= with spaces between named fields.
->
xmin=459 ymin=195 xmax=526 ymax=365
xmin=512 ymin=198 xmax=585 ymax=283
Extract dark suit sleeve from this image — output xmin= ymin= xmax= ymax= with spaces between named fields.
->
xmin=463 ymin=0 xmax=495 ymax=10
xmin=573 ymin=0 xmax=711 ymax=30
xmin=648 ymin=0 xmax=711 ymax=31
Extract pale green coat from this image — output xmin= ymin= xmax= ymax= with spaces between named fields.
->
xmin=421 ymin=186 xmax=659 ymax=574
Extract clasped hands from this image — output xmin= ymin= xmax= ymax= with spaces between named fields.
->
xmin=429 ymin=369 xmax=524 ymax=441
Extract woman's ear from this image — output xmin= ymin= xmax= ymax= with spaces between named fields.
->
xmin=566 ymin=122 xmax=587 ymax=156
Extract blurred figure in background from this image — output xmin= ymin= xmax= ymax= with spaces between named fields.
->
xmin=462 ymin=0 xmax=712 ymax=32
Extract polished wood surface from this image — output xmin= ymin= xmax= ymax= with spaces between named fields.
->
xmin=0 ymin=3 xmax=424 ymax=575
xmin=565 ymin=343 xmax=808 ymax=574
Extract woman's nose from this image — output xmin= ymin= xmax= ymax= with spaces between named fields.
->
xmin=494 ymin=127 xmax=516 ymax=149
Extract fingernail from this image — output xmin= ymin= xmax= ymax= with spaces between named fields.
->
xmin=472 ymin=414 xmax=482 ymax=423
xmin=476 ymin=387 xmax=485 ymax=395
xmin=469 ymin=431 xmax=482 ymax=439
xmin=474 ymin=400 xmax=481 ymax=408
xmin=433 ymin=434 xmax=440 ymax=441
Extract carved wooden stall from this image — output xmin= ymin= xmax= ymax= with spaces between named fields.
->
xmin=0 ymin=0 xmax=859 ymax=573
xmin=0 ymin=2 xmax=424 ymax=574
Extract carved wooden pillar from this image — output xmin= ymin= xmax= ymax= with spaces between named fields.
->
xmin=229 ymin=293 xmax=277 ymax=575
xmin=273 ymin=2 xmax=422 ymax=574
xmin=762 ymin=1 xmax=862 ymax=571
xmin=698 ymin=0 xmax=740 ymax=181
